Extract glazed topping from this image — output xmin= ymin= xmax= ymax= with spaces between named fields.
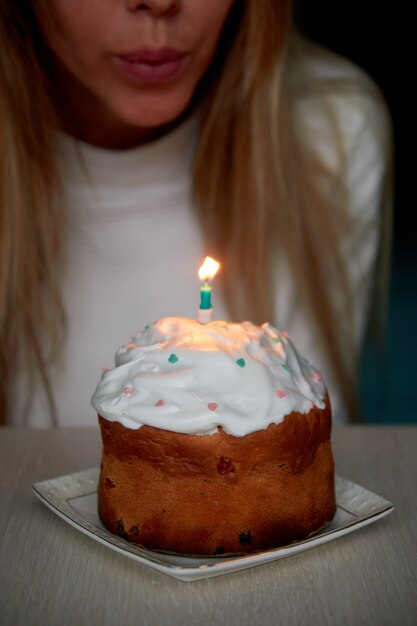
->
xmin=91 ymin=317 xmax=326 ymax=436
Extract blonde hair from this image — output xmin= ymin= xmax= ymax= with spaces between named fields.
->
xmin=194 ymin=2 xmax=392 ymax=421
xmin=0 ymin=3 xmax=64 ymax=424
xmin=0 ymin=1 xmax=391 ymax=424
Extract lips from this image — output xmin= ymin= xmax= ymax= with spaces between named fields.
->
xmin=114 ymin=48 xmax=189 ymax=84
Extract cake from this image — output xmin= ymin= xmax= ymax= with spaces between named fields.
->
xmin=91 ymin=317 xmax=336 ymax=556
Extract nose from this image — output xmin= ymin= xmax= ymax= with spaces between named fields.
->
xmin=126 ymin=0 xmax=180 ymax=17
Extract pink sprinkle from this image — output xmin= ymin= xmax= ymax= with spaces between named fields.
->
xmin=124 ymin=342 xmax=137 ymax=350
xmin=123 ymin=386 xmax=135 ymax=396
xmin=101 ymin=367 xmax=109 ymax=372
xmin=312 ymin=372 xmax=321 ymax=382
xmin=155 ymin=399 xmax=164 ymax=407
xmin=282 ymin=331 xmax=290 ymax=339
xmin=276 ymin=390 xmax=286 ymax=398
xmin=208 ymin=402 xmax=218 ymax=411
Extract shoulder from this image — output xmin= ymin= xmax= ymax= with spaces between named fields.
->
xmin=286 ymin=36 xmax=392 ymax=166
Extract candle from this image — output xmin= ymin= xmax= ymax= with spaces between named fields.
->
xmin=197 ymin=257 xmax=220 ymax=323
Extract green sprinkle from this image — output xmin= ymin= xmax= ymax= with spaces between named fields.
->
xmin=272 ymin=337 xmax=282 ymax=343
xmin=236 ymin=358 xmax=246 ymax=368
xmin=168 ymin=353 xmax=179 ymax=364
xmin=145 ymin=323 xmax=152 ymax=330
xmin=281 ymin=364 xmax=289 ymax=372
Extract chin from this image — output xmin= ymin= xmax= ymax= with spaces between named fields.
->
xmin=114 ymin=89 xmax=195 ymax=131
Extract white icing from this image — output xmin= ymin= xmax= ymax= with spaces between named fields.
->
xmin=91 ymin=317 xmax=326 ymax=436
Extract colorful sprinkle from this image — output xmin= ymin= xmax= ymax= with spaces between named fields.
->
xmin=101 ymin=367 xmax=110 ymax=373
xmin=123 ymin=386 xmax=135 ymax=396
xmin=155 ymin=399 xmax=165 ymax=407
xmin=281 ymin=364 xmax=289 ymax=372
xmin=272 ymin=337 xmax=282 ymax=344
xmin=276 ymin=389 xmax=286 ymax=398
xmin=208 ymin=402 xmax=218 ymax=411
xmin=282 ymin=331 xmax=290 ymax=339
xmin=311 ymin=372 xmax=321 ymax=382
xmin=168 ymin=353 xmax=179 ymax=364
xmin=124 ymin=342 xmax=137 ymax=350
xmin=145 ymin=323 xmax=152 ymax=330
xmin=236 ymin=358 xmax=246 ymax=368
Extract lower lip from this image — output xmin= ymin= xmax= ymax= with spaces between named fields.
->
xmin=114 ymin=55 xmax=189 ymax=84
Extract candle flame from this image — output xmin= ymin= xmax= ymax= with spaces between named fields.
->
xmin=198 ymin=257 xmax=220 ymax=282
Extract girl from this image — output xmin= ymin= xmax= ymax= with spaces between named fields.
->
xmin=0 ymin=1 xmax=392 ymax=426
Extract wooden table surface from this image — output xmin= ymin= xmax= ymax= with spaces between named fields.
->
xmin=0 ymin=426 xmax=416 ymax=626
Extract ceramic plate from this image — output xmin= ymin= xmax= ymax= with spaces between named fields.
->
xmin=33 ymin=468 xmax=394 ymax=582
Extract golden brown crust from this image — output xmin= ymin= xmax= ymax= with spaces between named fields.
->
xmin=97 ymin=401 xmax=336 ymax=555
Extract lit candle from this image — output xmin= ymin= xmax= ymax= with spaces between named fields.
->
xmin=197 ymin=257 xmax=220 ymax=323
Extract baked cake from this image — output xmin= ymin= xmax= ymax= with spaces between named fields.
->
xmin=91 ymin=317 xmax=336 ymax=556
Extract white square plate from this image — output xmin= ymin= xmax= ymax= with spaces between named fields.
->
xmin=33 ymin=468 xmax=394 ymax=582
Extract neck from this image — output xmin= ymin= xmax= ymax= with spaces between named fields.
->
xmin=64 ymin=109 xmax=184 ymax=151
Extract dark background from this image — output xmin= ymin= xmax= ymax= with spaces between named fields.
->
xmin=294 ymin=0 xmax=417 ymax=422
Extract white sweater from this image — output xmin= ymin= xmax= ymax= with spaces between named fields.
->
xmin=11 ymin=41 xmax=391 ymax=427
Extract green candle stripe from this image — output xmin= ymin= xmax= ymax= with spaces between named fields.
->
xmin=200 ymin=288 xmax=212 ymax=310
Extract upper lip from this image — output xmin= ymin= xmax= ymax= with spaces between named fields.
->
xmin=117 ymin=48 xmax=187 ymax=65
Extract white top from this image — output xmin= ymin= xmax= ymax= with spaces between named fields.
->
xmin=91 ymin=317 xmax=326 ymax=436
xmin=10 ymin=40 xmax=391 ymax=427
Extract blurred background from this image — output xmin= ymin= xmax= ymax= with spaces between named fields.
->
xmin=294 ymin=0 xmax=417 ymax=423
